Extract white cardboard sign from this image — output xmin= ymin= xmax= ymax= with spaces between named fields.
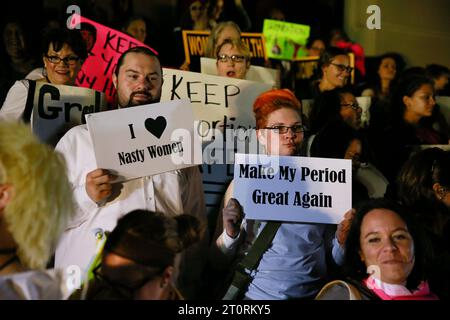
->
xmin=86 ymin=99 xmax=202 ymax=181
xmin=161 ymin=69 xmax=272 ymax=214
xmin=29 ymin=81 xmax=107 ymax=146
xmin=233 ymin=153 xmax=352 ymax=224
xmin=200 ymin=57 xmax=280 ymax=88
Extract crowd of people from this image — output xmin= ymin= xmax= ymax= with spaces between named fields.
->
xmin=0 ymin=0 xmax=449 ymax=301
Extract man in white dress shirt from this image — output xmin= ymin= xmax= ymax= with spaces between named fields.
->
xmin=54 ymin=46 xmax=208 ymax=299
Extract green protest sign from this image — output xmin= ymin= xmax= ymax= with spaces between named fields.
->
xmin=263 ymin=19 xmax=310 ymax=60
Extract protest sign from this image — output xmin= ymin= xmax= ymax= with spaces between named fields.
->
xmin=200 ymin=57 xmax=280 ymax=88
xmin=263 ymin=19 xmax=310 ymax=60
xmin=85 ymin=99 xmax=201 ymax=181
xmin=161 ymin=68 xmax=271 ymax=214
xmin=234 ymin=153 xmax=352 ymax=224
xmin=28 ymin=81 xmax=107 ymax=146
xmin=182 ymin=30 xmax=267 ymax=67
xmin=68 ymin=14 xmax=157 ymax=105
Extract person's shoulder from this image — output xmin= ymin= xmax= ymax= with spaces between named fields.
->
xmin=315 ymin=280 xmax=360 ymax=300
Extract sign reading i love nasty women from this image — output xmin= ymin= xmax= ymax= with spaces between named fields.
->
xmin=86 ymin=99 xmax=202 ymax=181
xmin=234 ymin=153 xmax=352 ymax=224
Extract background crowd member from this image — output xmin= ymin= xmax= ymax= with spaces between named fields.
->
xmin=0 ymin=19 xmax=38 ymax=106
xmin=122 ymin=16 xmax=147 ymax=43
xmin=208 ymin=0 xmax=251 ymax=32
xmin=0 ymin=121 xmax=74 ymax=299
xmin=329 ymin=28 xmax=365 ymax=81
xmin=308 ymin=87 xmax=362 ymax=135
xmin=395 ymin=147 xmax=450 ymax=299
xmin=210 ymin=89 xmax=352 ymax=299
xmin=205 ymin=21 xmax=241 ymax=59
xmin=295 ymin=37 xmax=327 ymax=81
xmin=317 ymin=198 xmax=438 ymax=300
xmin=0 ymin=28 xmax=87 ymax=122
xmin=426 ymin=64 xmax=450 ymax=95
xmin=215 ymin=39 xmax=250 ymax=79
xmin=361 ymin=53 xmax=404 ymax=145
xmin=73 ymin=210 xmax=204 ymax=300
xmin=310 ymin=122 xmax=369 ymax=207
xmin=54 ymin=47 xmax=208 ymax=299
xmin=296 ymin=47 xmax=351 ymax=100
xmin=378 ymin=74 xmax=446 ymax=182
xmin=174 ymin=0 xmax=213 ymax=71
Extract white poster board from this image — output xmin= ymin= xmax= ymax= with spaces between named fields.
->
xmin=233 ymin=153 xmax=352 ymax=224
xmin=200 ymin=57 xmax=280 ymax=88
xmin=161 ymin=69 xmax=272 ymax=214
xmin=86 ymin=99 xmax=201 ymax=181
xmin=29 ymin=81 xmax=107 ymax=146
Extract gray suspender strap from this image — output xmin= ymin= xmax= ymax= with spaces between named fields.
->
xmin=223 ymin=221 xmax=281 ymax=300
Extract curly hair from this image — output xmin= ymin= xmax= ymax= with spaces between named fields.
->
xmin=397 ymin=147 xmax=450 ymax=222
xmin=344 ymin=198 xmax=428 ymax=290
xmin=253 ymin=88 xmax=302 ymax=129
xmin=0 ymin=121 xmax=74 ymax=269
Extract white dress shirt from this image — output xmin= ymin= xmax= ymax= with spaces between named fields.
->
xmin=54 ymin=124 xmax=208 ymax=298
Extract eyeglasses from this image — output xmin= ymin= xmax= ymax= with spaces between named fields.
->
xmin=92 ymin=264 xmax=156 ymax=299
xmin=340 ymin=103 xmax=361 ymax=111
xmin=330 ymin=63 xmax=354 ymax=73
xmin=217 ymin=54 xmax=246 ymax=63
xmin=264 ymin=125 xmax=307 ymax=134
xmin=45 ymin=55 xmax=81 ymax=65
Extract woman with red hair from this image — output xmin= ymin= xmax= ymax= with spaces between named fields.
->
xmin=211 ymin=89 xmax=352 ymax=299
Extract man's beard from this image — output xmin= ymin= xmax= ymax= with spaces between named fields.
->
xmin=121 ymin=89 xmax=161 ymax=108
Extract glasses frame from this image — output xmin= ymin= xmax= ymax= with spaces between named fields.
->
xmin=263 ymin=125 xmax=307 ymax=134
xmin=92 ymin=263 xmax=157 ymax=299
xmin=217 ymin=54 xmax=246 ymax=63
xmin=330 ymin=62 xmax=354 ymax=74
xmin=45 ymin=55 xmax=81 ymax=66
xmin=340 ymin=103 xmax=361 ymax=111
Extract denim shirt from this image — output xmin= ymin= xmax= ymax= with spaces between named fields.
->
xmin=219 ymin=220 xmax=344 ymax=300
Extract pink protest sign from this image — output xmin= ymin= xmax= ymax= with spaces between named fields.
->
xmin=69 ymin=14 xmax=158 ymax=105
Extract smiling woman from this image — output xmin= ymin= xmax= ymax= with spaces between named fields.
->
xmin=0 ymin=28 xmax=87 ymax=122
xmin=316 ymin=198 xmax=438 ymax=300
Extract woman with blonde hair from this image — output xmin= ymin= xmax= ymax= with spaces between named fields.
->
xmin=0 ymin=121 xmax=74 ymax=299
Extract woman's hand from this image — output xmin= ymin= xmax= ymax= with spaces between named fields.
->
xmin=336 ymin=208 xmax=356 ymax=246
xmin=223 ymin=198 xmax=244 ymax=239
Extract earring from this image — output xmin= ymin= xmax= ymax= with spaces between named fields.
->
xmin=42 ymin=68 xmax=47 ymax=77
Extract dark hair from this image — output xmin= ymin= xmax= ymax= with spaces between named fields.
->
xmin=397 ymin=148 xmax=450 ymax=221
xmin=391 ymin=72 xmax=434 ymax=123
xmin=344 ymin=198 xmax=428 ymax=290
xmin=41 ymin=28 xmax=87 ymax=61
xmin=310 ymin=121 xmax=361 ymax=160
xmin=114 ymin=46 xmax=160 ymax=76
xmin=365 ymin=52 xmax=405 ymax=97
xmin=316 ymin=47 xmax=348 ymax=79
xmin=104 ymin=210 xmax=205 ymax=270
xmin=309 ymin=87 xmax=355 ymax=134
xmin=426 ymin=64 xmax=450 ymax=80
xmin=306 ymin=37 xmax=326 ymax=50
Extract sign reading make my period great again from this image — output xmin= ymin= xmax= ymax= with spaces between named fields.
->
xmin=86 ymin=99 xmax=202 ymax=181
xmin=233 ymin=153 xmax=352 ymax=224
